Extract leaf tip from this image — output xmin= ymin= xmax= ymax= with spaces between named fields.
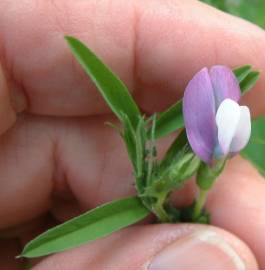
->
xmin=18 ymin=245 xmax=33 ymax=258
xmin=64 ymin=35 xmax=77 ymax=46
xmin=15 ymin=254 xmax=23 ymax=259
xmin=253 ymin=70 xmax=261 ymax=78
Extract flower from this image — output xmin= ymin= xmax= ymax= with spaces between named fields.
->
xmin=183 ymin=65 xmax=251 ymax=164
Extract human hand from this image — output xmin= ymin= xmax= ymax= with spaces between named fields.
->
xmin=1 ymin=1 xmax=265 ymax=269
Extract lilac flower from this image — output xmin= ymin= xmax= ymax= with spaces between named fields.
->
xmin=183 ymin=65 xmax=251 ymax=164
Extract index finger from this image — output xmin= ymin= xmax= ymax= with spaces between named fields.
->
xmin=0 ymin=0 xmax=264 ymax=117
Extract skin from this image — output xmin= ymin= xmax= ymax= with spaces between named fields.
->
xmin=0 ymin=0 xmax=265 ymax=269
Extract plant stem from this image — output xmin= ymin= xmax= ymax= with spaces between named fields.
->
xmin=153 ymin=193 xmax=171 ymax=223
xmin=192 ymin=188 xmax=208 ymax=221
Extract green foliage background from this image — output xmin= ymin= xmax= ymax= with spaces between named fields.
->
xmin=201 ymin=0 xmax=265 ymax=28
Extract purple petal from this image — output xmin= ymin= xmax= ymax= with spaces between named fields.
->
xmin=209 ymin=65 xmax=241 ymax=106
xmin=183 ymin=68 xmax=216 ymax=163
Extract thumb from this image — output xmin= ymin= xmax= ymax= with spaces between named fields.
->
xmin=32 ymin=225 xmax=258 ymax=270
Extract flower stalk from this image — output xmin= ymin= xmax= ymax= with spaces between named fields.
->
xmin=192 ymin=188 xmax=208 ymax=221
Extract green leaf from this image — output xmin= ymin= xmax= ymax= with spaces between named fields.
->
xmin=201 ymin=0 xmax=265 ymax=29
xmin=121 ymin=114 xmax=138 ymax=170
xmin=239 ymin=71 xmax=260 ymax=95
xmin=65 ymin=36 xmax=141 ymax=128
xmin=146 ymin=114 xmax=157 ymax=186
xmin=200 ymin=0 xmax=227 ymax=11
xmin=233 ymin=65 xmax=260 ymax=95
xmin=21 ymin=197 xmax=149 ymax=258
xmin=135 ymin=117 xmax=145 ymax=178
xmin=134 ymin=117 xmax=148 ymax=193
xmin=120 ymin=114 xmax=148 ymax=194
xmin=154 ymin=100 xmax=184 ymax=139
xmin=233 ymin=65 xmax=252 ymax=83
xmin=241 ymin=117 xmax=265 ymax=177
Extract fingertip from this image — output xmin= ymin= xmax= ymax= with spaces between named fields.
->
xmin=148 ymin=227 xmax=258 ymax=270
xmin=32 ymin=225 xmax=258 ymax=270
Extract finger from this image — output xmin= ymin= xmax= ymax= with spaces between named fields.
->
xmin=31 ymin=224 xmax=258 ymax=270
xmin=206 ymin=157 xmax=265 ymax=268
xmin=0 ymin=114 xmax=134 ymax=229
xmin=0 ymin=115 xmax=264 ymax=266
xmin=0 ymin=0 xmax=265 ymax=116
xmin=0 ymin=115 xmax=54 ymax=229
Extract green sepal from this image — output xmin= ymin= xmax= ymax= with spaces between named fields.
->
xmin=160 ymin=131 xmax=201 ymax=184
xmin=144 ymin=131 xmax=200 ymax=198
xmin=196 ymin=159 xmax=226 ymax=190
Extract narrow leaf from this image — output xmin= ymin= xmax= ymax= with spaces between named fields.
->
xmin=154 ymin=100 xmax=184 ymax=139
xmin=65 ymin=36 xmax=141 ymax=128
xmin=134 ymin=117 xmax=147 ymax=193
xmin=121 ymin=113 xmax=137 ymax=170
xmin=21 ymin=197 xmax=149 ymax=258
xmin=239 ymin=71 xmax=260 ymax=95
xmin=146 ymin=115 xmax=157 ymax=183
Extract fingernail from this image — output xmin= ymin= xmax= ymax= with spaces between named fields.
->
xmin=148 ymin=230 xmax=245 ymax=270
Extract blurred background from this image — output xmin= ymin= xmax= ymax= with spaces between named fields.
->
xmin=201 ymin=0 xmax=265 ymax=28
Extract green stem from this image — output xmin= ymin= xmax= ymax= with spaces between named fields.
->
xmin=192 ymin=188 xmax=208 ymax=221
xmin=153 ymin=193 xmax=171 ymax=223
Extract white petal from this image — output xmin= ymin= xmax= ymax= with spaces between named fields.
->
xmin=215 ymin=99 xmax=241 ymax=156
xmin=230 ymin=106 xmax=251 ymax=152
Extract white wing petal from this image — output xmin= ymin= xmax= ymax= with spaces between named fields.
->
xmin=230 ymin=106 xmax=251 ymax=152
xmin=215 ymin=99 xmax=241 ymax=156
